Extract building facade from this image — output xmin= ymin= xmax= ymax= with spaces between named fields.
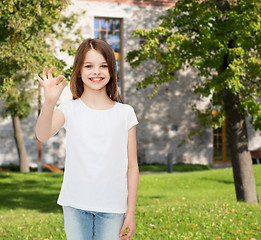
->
xmin=0 ymin=0 xmax=260 ymax=169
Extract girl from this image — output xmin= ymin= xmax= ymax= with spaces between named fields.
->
xmin=35 ymin=38 xmax=139 ymax=240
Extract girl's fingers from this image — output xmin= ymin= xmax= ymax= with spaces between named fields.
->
xmin=121 ymin=232 xmax=133 ymax=239
xmin=59 ymin=78 xmax=67 ymax=90
xmin=39 ymin=66 xmax=62 ymax=86
xmin=48 ymin=67 xmax=56 ymax=80
xmin=126 ymin=231 xmax=133 ymax=239
xmin=120 ymin=225 xmax=135 ymax=239
xmin=119 ymin=225 xmax=126 ymax=237
xmin=34 ymin=73 xmax=44 ymax=85
xmin=55 ymin=75 xmax=65 ymax=83
xmin=120 ymin=227 xmax=132 ymax=239
xmin=42 ymin=66 xmax=48 ymax=80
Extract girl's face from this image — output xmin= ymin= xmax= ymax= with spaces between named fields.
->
xmin=80 ymin=49 xmax=110 ymax=92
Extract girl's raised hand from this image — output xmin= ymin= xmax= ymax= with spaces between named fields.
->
xmin=34 ymin=66 xmax=66 ymax=105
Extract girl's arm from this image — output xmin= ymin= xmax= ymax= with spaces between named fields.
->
xmin=35 ymin=66 xmax=66 ymax=142
xmin=120 ymin=125 xmax=139 ymax=239
xmin=36 ymin=104 xmax=65 ymax=141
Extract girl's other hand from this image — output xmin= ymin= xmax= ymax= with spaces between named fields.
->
xmin=34 ymin=66 xmax=66 ymax=104
xmin=119 ymin=214 xmax=136 ymax=239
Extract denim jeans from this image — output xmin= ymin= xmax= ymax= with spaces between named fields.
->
xmin=63 ymin=206 xmax=125 ymax=240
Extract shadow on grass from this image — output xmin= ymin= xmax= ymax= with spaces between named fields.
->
xmin=201 ymin=177 xmax=234 ymax=185
xmin=148 ymin=195 xmax=163 ymax=199
xmin=139 ymin=163 xmax=212 ymax=172
xmin=0 ymin=172 xmax=63 ymax=213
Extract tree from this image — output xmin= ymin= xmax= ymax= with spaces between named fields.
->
xmin=127 ymin=0 xmax=260 ymax=203
xmin=0 ymin=0 xmax=82 ymax=172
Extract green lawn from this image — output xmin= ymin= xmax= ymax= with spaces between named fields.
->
xmin=139 ymin=163 xmax=212 ymax=172
xmin=0 ymin=165 xmax=260 ymax=239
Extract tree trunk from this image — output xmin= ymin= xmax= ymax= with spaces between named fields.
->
xmin=11 ymin=115 xmax=29 ymax=173
xmin=222 ymin=89 xmax=258 ymax=203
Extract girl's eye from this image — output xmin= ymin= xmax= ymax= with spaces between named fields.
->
xmin=101 ymin=65 xmax=108 ymax=68
xmin=84 ymin=65 xmax=92 ymax=68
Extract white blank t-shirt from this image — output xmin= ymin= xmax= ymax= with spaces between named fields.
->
xmin=57 ymin=98 xmax=138 ymax=213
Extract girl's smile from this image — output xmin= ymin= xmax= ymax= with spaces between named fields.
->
xmin=89 ymin=77 xmax=104 ymax=83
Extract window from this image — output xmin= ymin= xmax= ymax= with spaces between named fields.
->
xmin=212 ymin=114 xmax=231 ymax=163
xmin=212 ymin=91 xmax=231 ymax=163
xmin=94 ymin=18 xmax=123 ymax=97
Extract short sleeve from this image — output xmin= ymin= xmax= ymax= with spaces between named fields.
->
xmin=57 ymin=100 xmax=71 ymax=129
xmin=128 ymin=106 xmax=139 ymax=130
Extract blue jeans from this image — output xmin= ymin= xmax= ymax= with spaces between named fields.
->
xmin=63 ymin=206 xmax=125 ymax=240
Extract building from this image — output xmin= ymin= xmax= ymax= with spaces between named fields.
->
xmin=0 ymin=0 xmax=260 ymax=169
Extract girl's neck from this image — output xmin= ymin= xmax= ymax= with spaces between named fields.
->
xmin=80 ymin=89 xmax=114 ymax=108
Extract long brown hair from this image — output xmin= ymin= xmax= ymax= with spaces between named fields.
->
xmin=70 ymin=38 xmax=123 ymax=102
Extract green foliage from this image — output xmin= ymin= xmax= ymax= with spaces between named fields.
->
xmin=3 ymin=73 xmax=32 ymax=118
xmin=0 ymin=165 xmax=260 ymax=239
xmin=127 ymin=0 xmax=261 ymax=131
xmin=0 ymin=0 xmax=83 ymax=118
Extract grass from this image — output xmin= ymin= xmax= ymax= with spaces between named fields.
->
xmin=0 ymin=165 xmax=260 ymax=239
xmin=138 ymin=163 xmax=212 ymax=172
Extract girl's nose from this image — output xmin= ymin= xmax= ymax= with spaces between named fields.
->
xmin=93 ymin=67 xmax=100 ymax=75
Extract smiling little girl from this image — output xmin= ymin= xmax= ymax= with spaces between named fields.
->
xmin=35 ymin=38 xmax=139 ymax=240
